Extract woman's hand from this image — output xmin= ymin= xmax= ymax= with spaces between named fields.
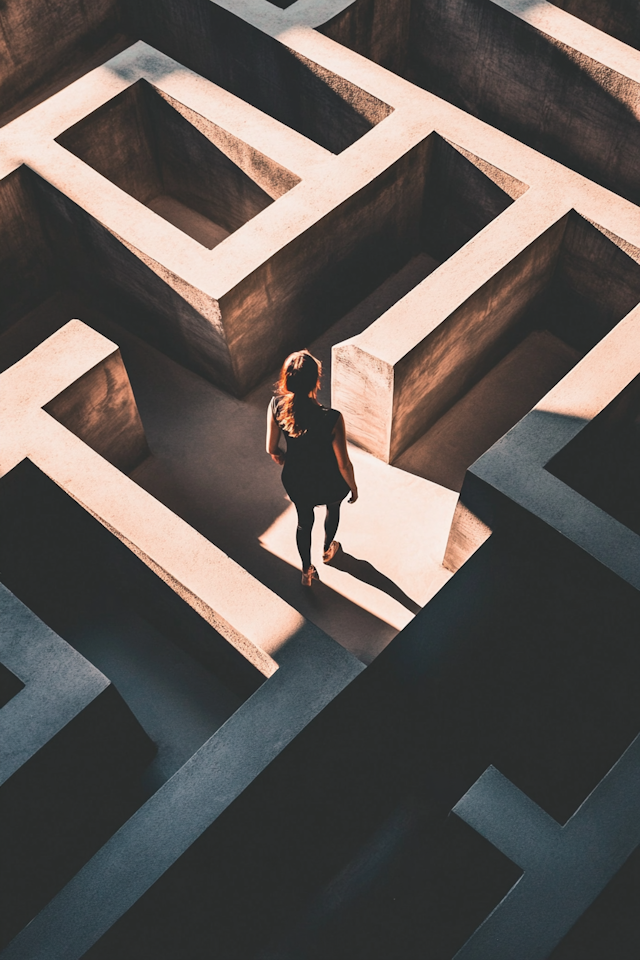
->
xmin=270 ymin=451 xmax=286 ymax=465
xmin=348 ymin=486 xmax=358 ymax=504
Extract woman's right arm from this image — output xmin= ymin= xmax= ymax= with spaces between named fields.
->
xmin=266 ymin=402 xmax=286 ymax=465
xmin=332 ymin=414 xmax=358 ymax=503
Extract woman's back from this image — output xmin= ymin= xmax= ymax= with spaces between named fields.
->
xmin=271 ymin=397 xmax=348 ymax=506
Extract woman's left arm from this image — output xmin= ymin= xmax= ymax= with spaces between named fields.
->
xmin=266 ymin=403 xmax=286 ymax=465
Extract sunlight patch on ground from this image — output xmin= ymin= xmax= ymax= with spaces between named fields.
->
xmin=260 ymin=445 xmax=457 ymax=631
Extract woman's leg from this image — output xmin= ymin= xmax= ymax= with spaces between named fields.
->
xmin=295 ymin=502 xmax=315 ymax=569
xmin=324 ymin=500 xmax=342 ymax=551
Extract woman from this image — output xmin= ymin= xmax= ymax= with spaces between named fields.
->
xmin=266 ymin=350 xmax=358 ymax=586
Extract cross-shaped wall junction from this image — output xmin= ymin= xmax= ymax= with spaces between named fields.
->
xmin=3 ymin=0 xmax=640 ymax=957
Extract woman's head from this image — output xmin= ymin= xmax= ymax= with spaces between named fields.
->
xmin=276 ymin=350 xmax=321 ymax=437
xmin=280 ymin=350 xmax=321 ymax=397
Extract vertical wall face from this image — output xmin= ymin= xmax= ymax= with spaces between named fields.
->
xmin=391 ymin=216 xmax=567 ymax=459
xmin=544 ymin=215 xmax=640 ymax=353
xmin=27 ymin=170 xmax=237 ymax=389
xmin=44 ymin=349 xmax=149 ymax=474
xmin=422 ymin=138 xmax=521 ymax=261
xmin=318 ymin=0 xmax=413 ymax=74
xmin=390 ymin=212 xmax=640 ymax=462
xmin=548 ymin=373 xmax=640 ymax=536
xmin=221 ymin=138 xmax=433 ymax=394
xmin=0 ymin=168 xmax=57 ymax=332
xmin=56 ymin=81 xmax=276 ymax=244
xmin=408 ymin=0 xmax=640 ymax=204
xmin=0 ymin=576 xmax=155 ymax=951
xmin=130 ymin=0 xmax=392 ymax=153
xmin=321 ymin=0 xmax=640 ymax=204
xmin=549 ymin=0 xmax=640 ymax=49
xmin=333 ymin=136 xmax=521 ymax=462
xmin=56 ymin=82 xmax=163 ymax=208
xmin=6 ymin=1 xmax=640 ymax=957
xmin=0 ymin=0 xmax=127 ymax=124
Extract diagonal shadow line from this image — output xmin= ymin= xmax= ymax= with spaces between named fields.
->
xmin=328 ymin=547 xmax=422 ymax=614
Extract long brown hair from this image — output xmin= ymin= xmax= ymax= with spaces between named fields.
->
xmin=275 ymin=350 xmax=321 ymax=438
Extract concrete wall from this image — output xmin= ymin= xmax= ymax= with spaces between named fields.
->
xmin=150 ymin=86 xmax=274 ymax=233
xmin=422 ymin=137 xmax=520 ymax=261
xmin=130 ymin=0 xmax=392 ymax=154
xmin=548 ymin=372 xmax=640 ymax=537
xmin=80 ymin=519 xmax=640 ymax=959
xmin=337 ymin=209 xmax=640 ymax=465
xmin=0 ymin=0 xmax=127 ymax=125
xmin=220 ymin=137 xmax=432 ymax=393
xmin=57 ymin=80 xmax=275 ymax=235
xmin=0 ymin=167 xmax=57 ymax=332
xmin=224 ymin=135 xmax=516 ymax=395
xmin=550 ymin=0 xmax=640 ymax=49
xmin=318 ymin=0 xmax=413 ymax=74
xmin=44 ymin=349 xmax=149 ymax=475
xmin=0 ymin=582 xmax=154 ymax=950
xmin=544 ymin=214 xmax=640 ymax=352
xmin=57 ymin=82 xmax=162 ymax=207
xmin=0 ymin=460 xmax=267 ymax=699
xmin=29 ymin=170 xmax=238 ymax=390
xmin=321 ymin=0 xmax=640 ymax=203
xmin=407 ymin=0 xmax=640 ymax=205
xmin=390 ymin=217 xmax=566 ymax=459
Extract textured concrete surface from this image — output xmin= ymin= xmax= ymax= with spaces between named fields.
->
xmin=395 ymin=330 xmax=580 ymax=491
xmin=0 ymin=583 xmax=154 ymax=949
xmin=3 ymin=0 xmax=640 ymax=956
xmin=445 ymin=299 xmax=640 ymax=583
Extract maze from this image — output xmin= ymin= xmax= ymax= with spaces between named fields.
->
xmin=2 ymin=0 xmax=640 ymax=957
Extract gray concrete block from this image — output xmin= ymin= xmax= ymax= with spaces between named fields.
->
xmin=0 ymin=583 xmax=155 ymax=949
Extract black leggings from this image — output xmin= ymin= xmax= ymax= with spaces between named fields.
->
xmin=294 ymin=501 xmax=342 ymax=570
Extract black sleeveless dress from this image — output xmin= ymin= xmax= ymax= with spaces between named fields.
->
xmin=271 ymin=397 xmax=351 ymax=506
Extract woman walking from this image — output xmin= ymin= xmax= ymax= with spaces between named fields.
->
xmin=266 ymin=350 xmax=358 ymax=586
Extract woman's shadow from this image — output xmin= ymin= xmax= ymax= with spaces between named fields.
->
xmin=327 ymin=545 xmax=422 ymax=614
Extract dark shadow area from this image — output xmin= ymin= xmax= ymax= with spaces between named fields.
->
xmin=0 ymin=0 xmax=131 ymax=129
xmin=313 ymin=251 xmax=440 ymax=404
xmin=319 ymin=0 xmax=640 ymax=204
xmin=0 ymin=460 xmax=263 ymax=701
xmin=549 ymin=0 xmax=640 ymax=50
xmin=0 ymin=459 xmax=263 ymax=943
xmin=329 ymin=547 xmax=422 ymax=614
xmin=256 ymin=519 xmax=640 ymax=960
xmin=82 ymin=516 xmax=640 ymax=959
xmin=548 ymin=370 xmax=640 ymax=536
xmin=550 ymin=843 xmax=640 ymax=959
xmin=0 ymin=661 xmax=25 ymax=709
xmin=393 ymin=211 xmax=640 ymax=487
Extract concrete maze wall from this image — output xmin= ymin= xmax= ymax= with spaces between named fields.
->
xmin=2 ymin=1 xmax=640 ymax=958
